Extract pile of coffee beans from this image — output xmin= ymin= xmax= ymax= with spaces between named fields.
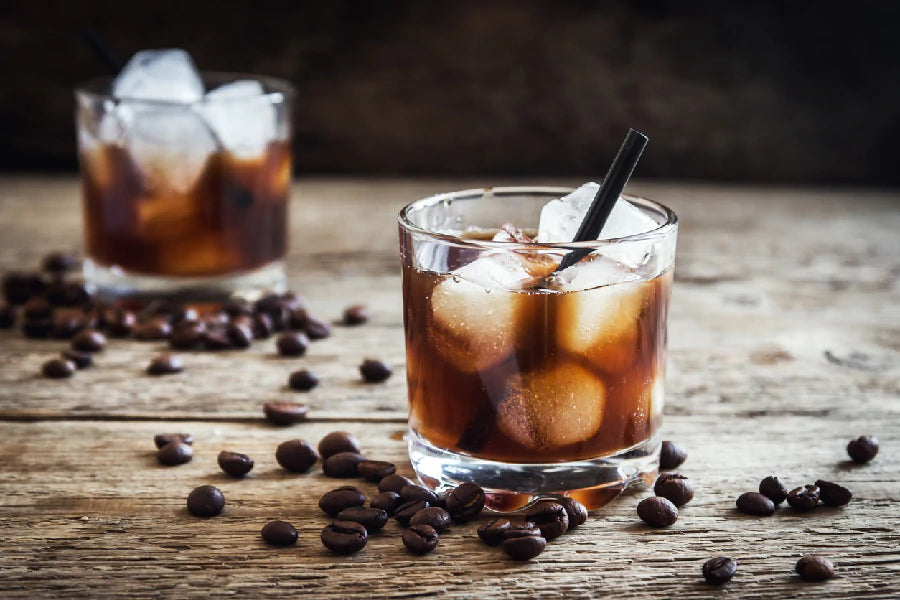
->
xmin=736 ymin=476 xmax=853 ymax=516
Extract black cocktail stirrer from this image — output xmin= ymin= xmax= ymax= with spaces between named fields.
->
xmin=81 ymin=27 xmax=125 ymax=76
xmin=554 ymin=128 xmax=649 ymax=272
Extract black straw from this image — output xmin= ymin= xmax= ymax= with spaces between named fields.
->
xmin=82 ymin=27 xmax=125 ymax=76
xmin=554 ymin=128 xmax=649 ymax=272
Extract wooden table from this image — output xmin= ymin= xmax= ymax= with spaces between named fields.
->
xmin=1 ymin=177 xmax=897 ymax=598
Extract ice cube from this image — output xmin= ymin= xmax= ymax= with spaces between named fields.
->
xmin=197 ymin=80 xmax=276 ymax=157
xmin=536 ymin=182 xmax=659 ymax=243
xmin=113 ymin=49 xmax=204 ymax=103
xmin=496 ymin=362 xmax=606 ymax=450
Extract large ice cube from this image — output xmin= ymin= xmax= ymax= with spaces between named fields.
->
xmin=496 ymin=362 xmax=606 ymax=450
xmin=197 ymin=80 xmax=276 ymax=157
xmin=113 ymin=49 xmax=204 ymax=103
xmin=537 ymin=182 xmax=659 ymax=243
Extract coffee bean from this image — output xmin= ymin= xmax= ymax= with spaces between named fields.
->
xmin=654 ymin=473 xmax=694 ymax=507
xmin=395 ymin=500 xmax=429 ymax=525
xmin=71 ymin=329 xmax=106 ymax=352
xmin=637 ymin=496 xmax=679 ymax=527
xmin=444 ymin=482 xmax=485 ymax=523
xmin=261 ymin=520 xmax=298 ymax=546
xmin=402 ymin=524 xmax=439 ymax=555
xmin=703 ymin=556 xmax=737 ymax=585
xmin=42 ymin=251 xmax=78 ymax=273
xmin=218 ymin=451 xmax=254 ymax=477
xmin=0 ymin=304 xmax=17 ymax=328
xmin=477 ymin=519 xmax=511 ymax=546
xmin=287 ymin=369 xmax=319 ymax=391
xmin=223 ymin=299 xmax=254 ymax=318
xmin=106 ymin=309 xmax=137 ymax=337
xmin=288 ymin=307 xmax=309 ymax=330
xmin=736 ymin=492 xmax=776 ymax=516
xmin=42 ymin=358 xmax=75 ymax=379
xmin=323 ymin=451 xmax=367 ymax=477
xmin=370 ymin=491 xmax=402 ymax=515
xmin=154 ymin=433 xmax=193 ymax=449
xmin=22 ymin=318 xmax=52 ymax=338
xmin=357 ymin=460 xmax=396 ymax=482
xmin=342 ymin=304 xmax=369 ymax=326
xmin=759 ymin=476 xmax=789 ymax=504
xmin=321 ymin=520 xmax=368 ymax=555
xmin=847 ymin=435 xmax=878 ymax=464
xmin=304 ymin=316 xmax=332 ymax=340
xmin=147 ymin=353 xmax=183 ymax=375
xmin=2 ymin=272 xmax=45 ymax=305
xmin=786 ymin=484 xmax=820 ymax=510
xmin=58 ymin=281 xmax=90 ymax=306
xmin=400 ymin=484 xmax=442 ymax=507
xmin=226 ymin=323 xmax=253 ymax=348
xmin=337 ymin=507 xmax=389 ymax=533
xmin=276 ymin=331 xmax=309 ymax=357
xmin=659 ymin=440 xmax=687 ymax=469
xmin=263 ymin=401 xmax=309 ymax=426
xmin=525 ymin=500 xmax=569 ymax=540
xmin=557 ymin=497 xmax=588 ymax=528
xmin=319 ymin=486 xmax=366 ymax=517
xmin=815 ymin=480 xmax=853 ymax=507
xmin=318 ymin=431 xmax=361 ymax=459
xmin=795 ymin=555 xmax=835 ymax=581
xmin=409 ymin=506 xmax=451 ymax=532
xmin=170 ymin=306 xmax=199 ymax=325
xmin=61 ymin=350 xmax=92 ymax=369
xmin=275 ymin=439 xmax=318 ymax=473
xmin=378 ymin=474 xmax=414 ymax=494
xmin=187 ymin=485 xmax=225 ymax=518
xmin=49 ymin=308 xmax=85 ymax=338
xmin=252 ymin=313 xmax=273 ymax=339
xmin=134 ymin=318 xmax=172 ymax=341
xmin=502 ymin=528 xmax=546 ymax=561
xmin=501 ymin=523 xmax=538 ymax=541
xmin=24 ymin=297 xmax=52 ymax=320
xmin=168 ymin=322 xmax=204 ymax=349
xmin=158 ymin=441 xmax=193 ymax=466
xmin=359 ymin=359 xmax=392 ymax=383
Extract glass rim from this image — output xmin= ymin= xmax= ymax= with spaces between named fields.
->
xmin=398 ymin=186 xmax=678 ymax=251
xmin=74 ymin=71 xmax=295 ymax=107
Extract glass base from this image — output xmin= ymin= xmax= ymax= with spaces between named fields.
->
xmin=409 ymin=429 xmax=660 ymax=512
xmin=83 ymin=259 xmax=287 ymax=303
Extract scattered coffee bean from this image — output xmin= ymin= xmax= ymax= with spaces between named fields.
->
xmin=318 ymin=431 xmax=361 ymax=459
xmin=337 ymin=507 xmax=389 ymax=533
xmin=703 ymin=556 xmax=737 ymax=585
xmin=22 ymin=318 xmax=52 ymax=338
xmin=759 ymin=476 xmax=789 ymax=504
xmin=477 ymin=519 xmax=511 ymax=546
xmin=402 ymin=524 xmax=439 ymax=555
xmin=23 ymin=297 xmax=52 ymax=320
xmin=359 ymin=358 xmax=392 ymax=383
xmin=223 ymin=299 xmax=254 ymax=318
xmin=378 ymin=474 xmax=414 ymax=494
xmin=261 ymin=520 xmax=298 ymax=546
xmin=654 ymin=473 xmax=694 ymax=507
xmin=2 ymin=271 xmax=46 ymax=305
xmin=287 ymin=369 xmax=319 ymax=391
xmin=187 ymin=485 xmax=225 ymax=518
xmin=637 ymin=496 xmax=679 ymax=527
xmin=444 ymin=482 xmax=485 ymax=523
xmin=557 ymin=497 xmax=588 ymax=528
xmin=795 ymin=555 xmax=835 ymax=581
xmin=786 ymin=484 xmax=820 ymax=511
xmin=61 ymin=350 xmax=92 ymax=369
xmin=659 ymin=440 xmax=687 ymax=469
xmin=847 ymin=435 xmax=878 ymax=464
xmin=323 ymin=451 xmax=367 ymax=477
xmin=341 ymin=304 xmax=369 ymax=326
xmin=251 ymin=313 xmax=273 ymax=339
xmin=357 ymin=460 xmax=396 ymax=482
xmin=106 ymin=309 xmax=137 ymax=337
xmin=170 ymin=306 xmax=199 ymax=325
xmin=370 ymin=491 xmax=402 ymax=515
xmin=42 ymin=251 xmax=78 ymax=273
xmin=276 ymin=331 xmax=309 ymax=357
xmin=263 ymin=401 xmax=309 ymax=426
xmin=275 ymin=439 xmax=318 ymax=473
xmin=147 ymin=353 xmax=183 ymax=375
xmin=0 ymin=303 xmax=17 ymax=328
xmin=134 ymin=318 xmax=172 ymax=341
xmin=288 ymin=307 xmax=309 ymax=330
xmin=168 ymin=323 xmax=204 ymax=349
xmin=304 ymin=316 xmax=332 ymax=340
xmin=217 ymin=451 xmax=254 ymax=477
xmin=71 ymin=329 xmax=106 ymax=352
xmin=321 ymin=520 xmax=368 ymax=555
xmin=52 ymin=310 xmax=88 ymax=338
xmin=201 ymin=329 xmax=233 ymax=351
xmin=42 ymin=358 xmax=75 ymax=379
xmin=319 ymin=486 xmax=367 ymax=517
xmin=409 ymin=506 xmax=451 ymax=532
xmin=400 ymin=484 xmax=442 ymax=507
xmin=736 ymin=492 xmax=776 ymax=516
xmin=154 ymin=433 xmax=193 ymax=448
xmin=502 ymin=526 xmax=547 ymax=561
xmin=815 ymin=480 xmax=853 ymax=507
xmin=158 ymin=441 xmax=193 ymax=466
xmin=525 ymin=500 xmax=569 ymax=540
xmin=395 ymin=500 xmax=429 ymax=525
xmin=58 ymin=281 xmax=90 ymax=306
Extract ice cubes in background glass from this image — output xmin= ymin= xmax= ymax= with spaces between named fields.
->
xmin=112 ymin=49 xmax=204 ymax=103
xmin=198 ymin=80 xmax=276 ymax=157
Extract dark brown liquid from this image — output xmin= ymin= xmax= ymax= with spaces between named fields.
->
xmin=80 ymin=141 xmax=290 ymax=277
xmin=402 ymin=244 xmax=671 ymax=464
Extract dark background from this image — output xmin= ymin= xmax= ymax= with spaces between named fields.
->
xmin=2 ymin=0 xmax=899 ymax=183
